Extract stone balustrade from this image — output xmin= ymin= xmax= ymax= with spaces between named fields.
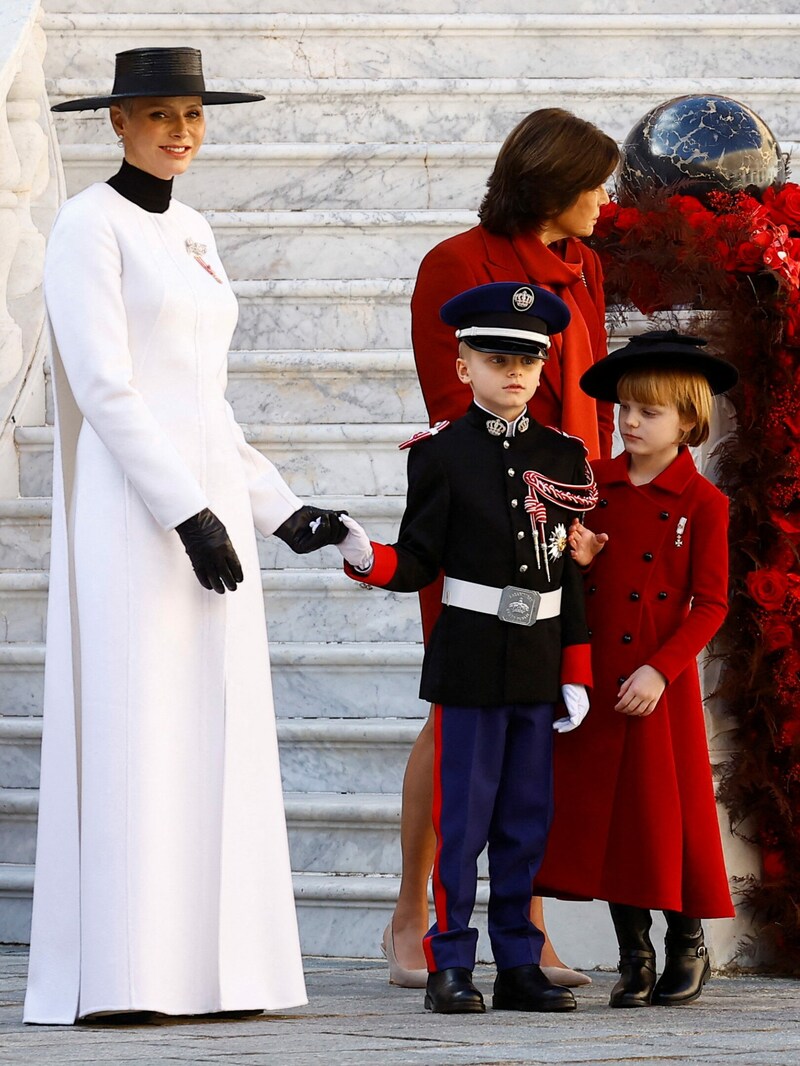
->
xmin=0 ymin=0 xmax=63 ymax=497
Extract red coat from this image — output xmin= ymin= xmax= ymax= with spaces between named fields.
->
xmin=534 ymin=449 xmax=735 ymax=917
xmin=410 ymin=225 xmax=614 ymax=461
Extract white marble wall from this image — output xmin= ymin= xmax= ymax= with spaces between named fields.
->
xmin=43 ymin=13 xmax=800 ymax=82
xmin=49 ymin=78 xmax=800 ymax=148
xmin=0 ymin=0 xmax=60 ymax=497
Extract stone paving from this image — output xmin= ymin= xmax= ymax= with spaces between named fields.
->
xmin=0 ymin=949 xmax=798 ymax=1065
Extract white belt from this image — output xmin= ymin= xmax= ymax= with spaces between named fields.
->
xmin=442 ymin=576 xmax=561 ymax=627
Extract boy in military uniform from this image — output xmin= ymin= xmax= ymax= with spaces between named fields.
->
xmin=337 ymin=282 xmax=596 ymax=1014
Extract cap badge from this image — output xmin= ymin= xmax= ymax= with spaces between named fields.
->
xmin=511 ymin=286 xmax=535 ymax=312
xmin=486 ymin=418 xmax=506 ymax=437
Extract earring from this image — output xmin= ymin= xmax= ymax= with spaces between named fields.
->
xmin=117 ymin=137 xmax=124 ymax=147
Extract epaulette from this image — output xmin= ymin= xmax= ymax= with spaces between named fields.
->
xmin=399 ymin=420 xmax=451 ymax=450
xmin=545 ymin=425 xmax=588 ymax=454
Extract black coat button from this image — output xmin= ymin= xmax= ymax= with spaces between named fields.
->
xmin=587 ymin=629 xmax=593 ymax=638
xmin=622 ymin=633 xmax=632 ymax=643
xmin=588 ymin=585 xmax=597 ymax=594
xmin=643 ymin=552 xmax=654 ymax=562
xmin=630 ymin=591 xmax=640 ymax=601
xmin=660 ymin=511 xmax=669 ymax=520
xmin=599 ymin=499 xmax=608 ymax=508
xmin=617 ymin=676 xmax=626 ymax=686
xmin=658 ymin=591 xmax=668 ymax=600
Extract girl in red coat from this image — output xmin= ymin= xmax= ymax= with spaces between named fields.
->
xmin=535 ymin=330 xmax=739 ymax=1008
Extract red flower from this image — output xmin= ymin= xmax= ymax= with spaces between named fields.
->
xmin=746 ymin=568 xmax=790 ymax=610
xmin=762 ymin=617 xmax=795 ymax=653
xmin=593 ymin=202 xmax=618 ymax=240
xmin=761 ymin=846 xmax=787 ymax=880
xmin=763 ymin=183 xmax=800 ymax=232
xmin=614 ymin=207 xmax=642 ymax=232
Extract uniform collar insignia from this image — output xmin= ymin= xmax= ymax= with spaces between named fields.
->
xmin=475 ymin=403 xmax=530 ymax=438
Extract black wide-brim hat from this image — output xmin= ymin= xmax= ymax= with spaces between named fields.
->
xmin=580 ymin=329 xmax=739 ymax=402
xmin=51 ymin=47 xmax=264 ymax=112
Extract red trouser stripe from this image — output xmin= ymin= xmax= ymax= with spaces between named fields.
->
xmin=423 ymin=703 xmax=446 ymax=971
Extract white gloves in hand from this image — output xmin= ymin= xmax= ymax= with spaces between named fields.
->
xmin=553 ymin=684 xmax=590 ymax=733
xmin=336 ymin=513 xmax=374 ymax=573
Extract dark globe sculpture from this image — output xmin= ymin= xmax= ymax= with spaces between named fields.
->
xmin=617 ymin=94 xmax=786 ymax=204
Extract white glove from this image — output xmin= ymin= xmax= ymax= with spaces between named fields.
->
xmin=553 ymin=684 xmax=590 ymax=733
xmin=336 ymin=513 xmax=374 ymax=572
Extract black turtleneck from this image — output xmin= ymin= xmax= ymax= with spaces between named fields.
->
xmin=107 ymin=159 xmax=173 ymax=214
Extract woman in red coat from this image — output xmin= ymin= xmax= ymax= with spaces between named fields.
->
xmin=383 ymin=109 xmax=619 ymax=988
xmin=536 ymin=330 xmax=738 ymax=1008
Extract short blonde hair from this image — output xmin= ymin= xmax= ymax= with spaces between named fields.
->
xmin=617 ymin=367 xmax=713 ymax=447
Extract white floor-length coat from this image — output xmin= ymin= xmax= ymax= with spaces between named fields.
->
xmin=24 ymin=182 xmax=308 ymax=1023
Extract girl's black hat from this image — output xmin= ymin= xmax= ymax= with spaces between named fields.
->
xmin=580 ymin=329 xmax=739 ymax=402
xmin=51 ymin=47 xmax=265 ymax=112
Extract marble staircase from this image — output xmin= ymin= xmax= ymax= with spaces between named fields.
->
xmin=0 ymin=0 xmax=796 ymax=966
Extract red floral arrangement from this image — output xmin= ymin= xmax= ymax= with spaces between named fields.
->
xmin=590 ymin=183 xmax=800 ymax=971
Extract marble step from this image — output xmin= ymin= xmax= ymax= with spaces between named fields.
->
xmin=0 ymin=568 xmax=422 ymax=645
xmin=0 ymin=496 xmax=406 ymax=572
xmin=60 ymin=143 xmax=498 ymax=212
xmin=226 ymin=350 xmax=426 ymax=425
xmin=233 ymin=278 xmax=414 ymax=350
xmin=43 ymin=349 xmax=427 ymax=427
xmin=207 ymin=209 xmax=474 ymax=282
xmin=0 ymin=865 xmax=491 ymax=958
xmin=49 ymin=0 xmax=784 ymax=14
xmin=49 ymin=76 xmax=800 ymax=146
xmin=0 ymin=715 xmax=424 ymax=792
xmin=0 ymin=641 xmax=425 ymax=719
xmin=0 ymin=856 xmax=624 ymax=966
xmin=0 ymin=788 xmax=409 ymax=872
xmin=43 ymin=13 xmax=800 ymax=81
xmin=15 ymin=422 xmax=424 ymax=498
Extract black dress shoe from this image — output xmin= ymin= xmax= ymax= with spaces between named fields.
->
xmin=424 ymin=968 xmax=485 ymax=1014
xmin=492 ymin=964 xmax=577 ymax=1012
xmin=652 ymin=929 xmax=710 ymax=1005
xmin=609 ymin=949 xmax=657 ymax=1008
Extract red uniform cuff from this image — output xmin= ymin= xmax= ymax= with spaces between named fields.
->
xmin=344 ymin=542 xmax=398 ymax=587
xmin=560 ymin=643 xmax=592 ymax=688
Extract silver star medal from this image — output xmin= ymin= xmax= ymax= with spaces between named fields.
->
xmin=548 ymin=523 xmax=567 ymax=562
xmin=186 ymin=238 xmax=223 ymax=284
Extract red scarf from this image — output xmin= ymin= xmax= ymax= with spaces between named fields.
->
xmin=511 ymin=231 xmax=605 ymax=460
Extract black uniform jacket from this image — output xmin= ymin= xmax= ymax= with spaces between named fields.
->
xmin=347 ymin=403 xmax=593 ymax=706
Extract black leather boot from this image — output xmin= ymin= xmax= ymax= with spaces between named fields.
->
xmin=652 ymin=913 xmax=710 ymax=1006
xmin=608 ymin=903 xmax=657 ymax=1008
xmin=424 ymin=968 xmax=485 ymax=1013
xmin=492 ymin=964 xmax=577 ymax=1013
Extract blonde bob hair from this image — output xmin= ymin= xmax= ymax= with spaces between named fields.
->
xmin=617 ymin=367 xmax=713 ymax=447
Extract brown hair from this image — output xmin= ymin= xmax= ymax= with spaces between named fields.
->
xmin=478 ymin=108 xmax=619 ymax=236
xmin=617 ymin=368 xmax=713 ymax=447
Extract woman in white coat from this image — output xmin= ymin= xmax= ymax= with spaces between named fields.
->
xmin=24 ymin=47 xmax=346 ymax=1024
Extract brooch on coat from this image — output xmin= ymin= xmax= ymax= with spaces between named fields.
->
xmin=186 ymin=238 xmax=223 ymax=284
xmin=675 ymin=516 xmax=687 ymax=548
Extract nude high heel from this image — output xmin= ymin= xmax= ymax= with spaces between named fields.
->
xmin=539 ymin=965 xmax=592 ymax=988
xmin=380 ymin=922 xmax=428 ymax=988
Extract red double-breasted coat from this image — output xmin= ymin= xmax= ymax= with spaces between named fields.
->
xmin=534 ymin=449 xmax=735 ymax=918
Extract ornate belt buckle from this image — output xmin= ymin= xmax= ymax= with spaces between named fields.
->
xmin=498 ymin=586 xmax=541 ymax=626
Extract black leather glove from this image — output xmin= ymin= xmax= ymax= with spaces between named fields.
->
xmin=175 ymin=508 xmax=244 ymax=594
xmin=273 ymin=505 xmax=349 ymax=555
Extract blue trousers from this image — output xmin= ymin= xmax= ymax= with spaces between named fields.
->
xmin=423 ymin=702 xmax=555 ymax=973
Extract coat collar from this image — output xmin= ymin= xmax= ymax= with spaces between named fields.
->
xmin=603 ymin=447 xmax=698 ymax=495
xmin=479 ymin=227 xmax=585 ymax=288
